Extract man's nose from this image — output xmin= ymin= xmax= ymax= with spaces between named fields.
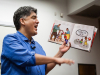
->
xmin=36 ymin=18 xmax=39 ymax=24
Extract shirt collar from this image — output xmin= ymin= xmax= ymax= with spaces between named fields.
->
xmin=17 ymin=31 xmax=35 ymax=44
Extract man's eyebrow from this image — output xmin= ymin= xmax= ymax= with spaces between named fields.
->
xmin=31 ymin=15 xmax=37 ymax=18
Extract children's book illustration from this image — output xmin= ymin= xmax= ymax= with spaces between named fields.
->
xmin=49 ymin=20 xmax=74 ymax=45
xmin=74 ymin=29 xmax=91 ymax=49
xmin=48 ymin=20 xmax=97 ymax=52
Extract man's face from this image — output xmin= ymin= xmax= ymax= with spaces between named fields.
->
xmin=23 ymin=12 xmax=39 ymax=36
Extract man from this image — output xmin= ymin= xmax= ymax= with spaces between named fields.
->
xmin=50 ymin=24 xmax=61 ymax=41
xmin=1 ymin=6 xmax=74 ymax=75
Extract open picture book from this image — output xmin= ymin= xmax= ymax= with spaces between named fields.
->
xmin=48 ymin=20 xmax=97 ymax=52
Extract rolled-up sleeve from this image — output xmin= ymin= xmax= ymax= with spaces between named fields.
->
xmin=2 ymin=35 xmax=36 ymax=67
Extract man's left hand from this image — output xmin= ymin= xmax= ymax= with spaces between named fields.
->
xmin=54 ymin=41 xmax=71 ymax=58
xmin=59 ymin=41 xmax=71 ymax=53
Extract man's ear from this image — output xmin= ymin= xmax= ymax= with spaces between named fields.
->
xmin=20 ymin=18 xmax=25 ymax=26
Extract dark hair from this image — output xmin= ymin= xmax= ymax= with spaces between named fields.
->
xmin=13 ymin=6 xmax=37 ymax=30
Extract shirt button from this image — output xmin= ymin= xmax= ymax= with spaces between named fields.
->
xmin=38 ymin=71 xmax=40 ymax=73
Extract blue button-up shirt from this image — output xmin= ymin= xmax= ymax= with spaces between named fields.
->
xmin=1 ymin=31 xmax=47 ymax=75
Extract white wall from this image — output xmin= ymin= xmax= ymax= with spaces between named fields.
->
xmin=0 ymin=26 xmax=16 ymax=58
xmin=0 ymin=0 xmax=100 ymax=75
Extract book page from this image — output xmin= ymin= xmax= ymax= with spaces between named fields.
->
xmin=70 ymin=24 xmax=94 ymax=51
xmin=48 ymin=20 xmax=75 ymax=44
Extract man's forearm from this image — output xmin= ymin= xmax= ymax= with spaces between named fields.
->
xmin=54 ymin=51 xmax=64 ymax=58
xmin=35 ymin=52 xmax=74 ymax=75
xmin=35 ymin=54 xmax=56 ymax=65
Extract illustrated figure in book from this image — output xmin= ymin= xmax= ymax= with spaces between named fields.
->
xmin=65 ymin=28 xmax=70 ymax=44
xmin=56 ymin=30 xmax=64 ymax=42
xmin=80 ymin=39 xmax=83 ymax=44
xmin=84 ymin=37 xmax=88 ymax=47
xmin=58 ymin=30 xmax=64 ymax=42
xmin=50 ymin=24 xmax=61 ymax=41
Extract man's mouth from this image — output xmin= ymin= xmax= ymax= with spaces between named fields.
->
xmin=34 ymin=25 xmax=38 ymax=31
xmin=34 ymin=24 xmax=38 ymax=29
xmin=34 ymin=25 xmax=38 ymax=28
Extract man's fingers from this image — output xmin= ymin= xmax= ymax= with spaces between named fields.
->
xmin=56 ymin=58 xmax=74 ymax=66
xmin=67 ymin=42 xmax=71 ymax=50
xmin=68 ymin=42 xmax=71 ymax=47
xmin=61 ymin=42 xmax=71 ymax=51
xmin=65 ymin=59 xmax=75 ymax=65
xmin=62 ymin=41 xmax=66 ymax=45
xmin=62 ymin=41 xmax=71 ymax=47
xmin=65 ymin=42 xmax=71 ymax=50
xmin=69 ymin=59 xmax=75 ymax=64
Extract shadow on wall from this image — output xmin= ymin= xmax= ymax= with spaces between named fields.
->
xmin=67 ymin=15 xmax=98 ymax=27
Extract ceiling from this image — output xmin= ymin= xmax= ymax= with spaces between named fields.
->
xmin=76 ymin=5 xmax=100 ymax=18
xmin=70 ymin=0 xmax=100 ymax=19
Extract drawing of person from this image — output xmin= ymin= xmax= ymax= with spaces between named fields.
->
xmin=50 ymin=24 xmax=61 ymax=41
xmin=84 ymin=37 xmax=87 ymax=46
xmin=66 ymin=28 xmax=70 ymax=40
xmin=58 ymin=30 xmax=64 ymax=42
xmin=64 ymin=28 xmax=70 ymax=44
xmin=56 ymin=30 xmax=60 ymax=42
xmin=64 ymin=32 xmax=67 ymax=39
xmin=80 ymin=39 xmax=83 ymax=44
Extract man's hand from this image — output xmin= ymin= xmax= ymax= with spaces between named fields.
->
xmin=55 ymin=41 xmax=71 ymax=58
xmin=35 ymin=54 xmax=74 ymax=66
xmin=59 ymin=41 xmax=71 ymax=53
xmin=45 ymin=42 xmax=73 ymax=74
xmin=55 ymin=58 xmax=74 ymax=66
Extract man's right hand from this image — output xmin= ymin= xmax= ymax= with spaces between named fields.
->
xmin=55 ymin=58 xmax=74 ymax=66
xmin=35 ymin=54 xmax=74 ymax=66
